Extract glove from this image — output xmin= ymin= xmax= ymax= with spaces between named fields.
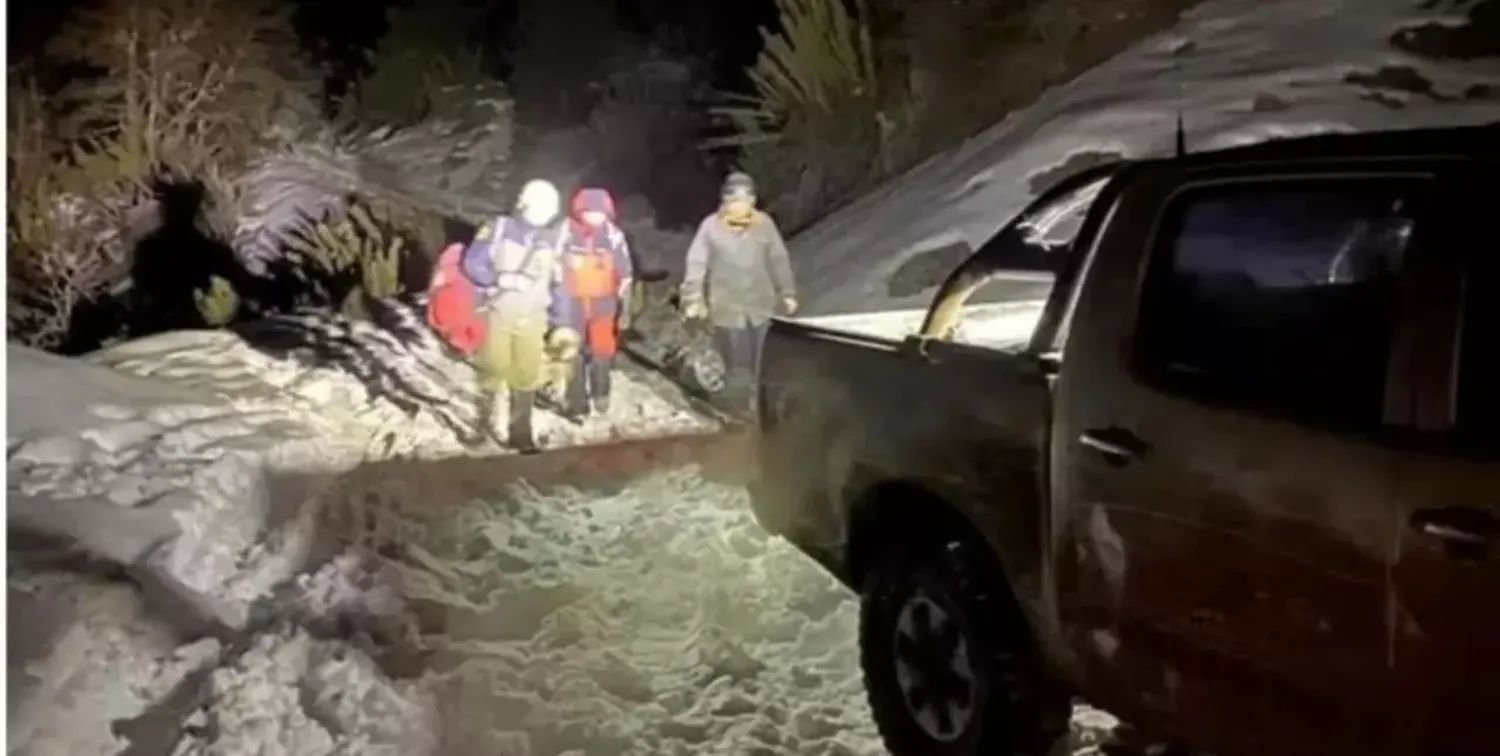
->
xmin=547 ymin=327 xmax=581 ymax=356
xmin=617 ymin=283 xmax=634 ymax=331
xmin=682 ymin=298 xmax=708 ymax=320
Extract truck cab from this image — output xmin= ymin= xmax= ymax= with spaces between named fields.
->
xmin=753 ymin=124 xmax=1500 ymax=756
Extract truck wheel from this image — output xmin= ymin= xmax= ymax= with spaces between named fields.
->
xmin=859 ymin=537 xmax=1067 ymax=756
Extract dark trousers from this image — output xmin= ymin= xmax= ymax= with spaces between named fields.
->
xmin=713 ymin=322 xmax=767 ymax=397
xmin=565 ymin=348 xmax=613 ymax=413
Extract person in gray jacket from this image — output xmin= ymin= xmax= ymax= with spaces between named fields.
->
xmin=680 ymin=171 xmax=797 ymax=412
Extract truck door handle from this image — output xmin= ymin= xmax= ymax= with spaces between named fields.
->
xmin=1079 ymin=426 xmax=1150 ymax=466
xmin=1409 ymin=507 xmax=1498 ymax=557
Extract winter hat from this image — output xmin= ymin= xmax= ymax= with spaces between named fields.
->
xmin=721 ymin=171 xmax=756 ymax=200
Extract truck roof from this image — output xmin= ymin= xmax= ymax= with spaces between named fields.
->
xmin=1137 ymin=122 xmax=1500 ymax=170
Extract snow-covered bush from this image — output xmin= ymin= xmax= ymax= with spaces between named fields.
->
xmin=7 ymin=76 xmax=136 ymax=349
xmin=44 ymin=0 xmax=321 ymax=177
xmin=708 ymin=0 xmax=898 ymax=233
xmin=7 ymin=0 xmax=517 ymax=351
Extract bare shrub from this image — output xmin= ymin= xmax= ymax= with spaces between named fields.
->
xmin=7 ymin=0 xmax=318 ymax=347
xmin=6 ymin=72 xmax=145 ymax=349
xmin=44 ymin=0 xmax=320 ymax=178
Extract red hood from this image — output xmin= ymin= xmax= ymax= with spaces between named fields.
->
xmin=570 ymin=187 xmax=617 ymax=224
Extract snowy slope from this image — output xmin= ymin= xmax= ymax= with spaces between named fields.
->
xmin=792 ymin=0 xmax=1500 ymax=315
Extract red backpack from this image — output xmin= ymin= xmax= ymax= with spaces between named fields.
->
xmin=426 ymin=241 xmax=486 ymax=355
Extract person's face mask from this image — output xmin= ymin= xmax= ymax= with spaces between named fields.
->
xmin=579 ymin=210 xmax=608 ymax=228
xmin=721 ymin=195 xmax=755 ymax=218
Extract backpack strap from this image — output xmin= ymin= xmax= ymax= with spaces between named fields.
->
xmin=495 ymin=221 xmax=564 ymax=291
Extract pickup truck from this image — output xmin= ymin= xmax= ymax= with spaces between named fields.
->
xmin=752 ymin=123 xmax=1500 ymax=756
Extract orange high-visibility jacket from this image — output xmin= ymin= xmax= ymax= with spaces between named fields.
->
xmin=550 ymin=189 xmax=633 ymax=357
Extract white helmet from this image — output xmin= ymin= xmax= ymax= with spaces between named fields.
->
xmin=516 ymin=179 xmax=561 ymax=226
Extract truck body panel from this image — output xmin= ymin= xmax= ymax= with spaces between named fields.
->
xmin=753 ymin=123 xmax=1500 ymax=756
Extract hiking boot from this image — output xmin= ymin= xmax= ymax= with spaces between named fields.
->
xmin=710 ymin=384 xmax=747 ymax=418
xmin=560 ymin=396 xmax=589 ymax=426
xmin=507 ymin=390 xmax=541 ymax=454
xmin=465 ymin=391 xmax=500 ymax=447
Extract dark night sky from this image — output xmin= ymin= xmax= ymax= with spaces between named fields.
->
xmin=10 ymin=0 xmax=778 ymax=94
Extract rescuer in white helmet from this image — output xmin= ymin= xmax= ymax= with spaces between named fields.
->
xmin=459 ymin=178 xmax=567 ymax=452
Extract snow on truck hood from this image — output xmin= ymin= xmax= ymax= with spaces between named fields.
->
xmin=794 ymin=299 xmax=1049 ymax=350
xmin=790 ymin=0 xmax=1500 ymax=317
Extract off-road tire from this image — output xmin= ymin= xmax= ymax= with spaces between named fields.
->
xmin=859 ymin=534 xmax=1069 ymax=756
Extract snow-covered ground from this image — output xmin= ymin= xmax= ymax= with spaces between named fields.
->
xmin=791 ymin=0 xmax=1500 ymax=316
xmin=15 ymin=0 xmax=1498 ymax=752
xmin=389 ymin=467 xmax=1121 ymax=755
xmin=6 ymin=299 xmax=1124 ymax=754
xmin=5 ymin=301 xmax=726 ymax=755
xmin=406 ymin=467 xmax=881 ymax=755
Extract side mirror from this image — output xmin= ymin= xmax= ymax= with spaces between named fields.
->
xmin=901 ymin=334 xmax=937 ymax=362
xmin=1034 ymin=349 xmax=1062 ymax=375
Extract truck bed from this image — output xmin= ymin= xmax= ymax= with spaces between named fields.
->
xmin=752 ymin=299 xmax=1057 ymax=583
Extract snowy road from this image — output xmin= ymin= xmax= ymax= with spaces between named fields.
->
xmin=404 ymin=460 xmax=885 ymax=755
xmin=372 ymin=441 xmax=1119 ymax=756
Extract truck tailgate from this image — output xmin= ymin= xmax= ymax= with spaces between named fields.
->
xmin=751 ymin=310 xmax=1056 ymax=581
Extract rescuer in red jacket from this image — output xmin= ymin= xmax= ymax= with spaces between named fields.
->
xmin=548 ymin=187 xmax=633 ymax=421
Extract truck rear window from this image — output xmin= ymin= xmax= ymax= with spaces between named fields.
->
xmin=1136 ymin=177 xmax=1429 ymax=427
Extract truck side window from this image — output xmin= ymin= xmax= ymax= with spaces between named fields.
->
xmin=1137 ymin=180 xmax=1422 ymax=427
xmin=1458 ymin=237 xmax=1497 ymax=440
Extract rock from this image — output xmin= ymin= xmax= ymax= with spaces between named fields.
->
xmin=622 ymin=280 xmax=725 ymax=397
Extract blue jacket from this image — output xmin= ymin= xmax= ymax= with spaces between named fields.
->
xmin=461 ymin=215 xmax=563 ymax=316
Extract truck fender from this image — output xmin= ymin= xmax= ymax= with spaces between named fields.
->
xmin=843 ymin=476 xmax=1061 ymax=664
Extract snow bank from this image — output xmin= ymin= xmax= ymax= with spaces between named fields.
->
xmin=6 ymin=301 xmax=725 ymax=753
xmin=8 ymin=344 xmax=332 ymax=632
xmin=7 ymin=547 xmax=441 ymax=756
xmin=792 ymin=0 xmax=1500 ymax=315
xmin=8 ymin=301 xmax=720 ymax=626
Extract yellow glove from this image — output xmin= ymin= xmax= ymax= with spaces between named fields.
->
xmin=547 ymin=327 xmax=581 ymax=356
xmin=681 ymin=298 xmax=708 ymax=320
